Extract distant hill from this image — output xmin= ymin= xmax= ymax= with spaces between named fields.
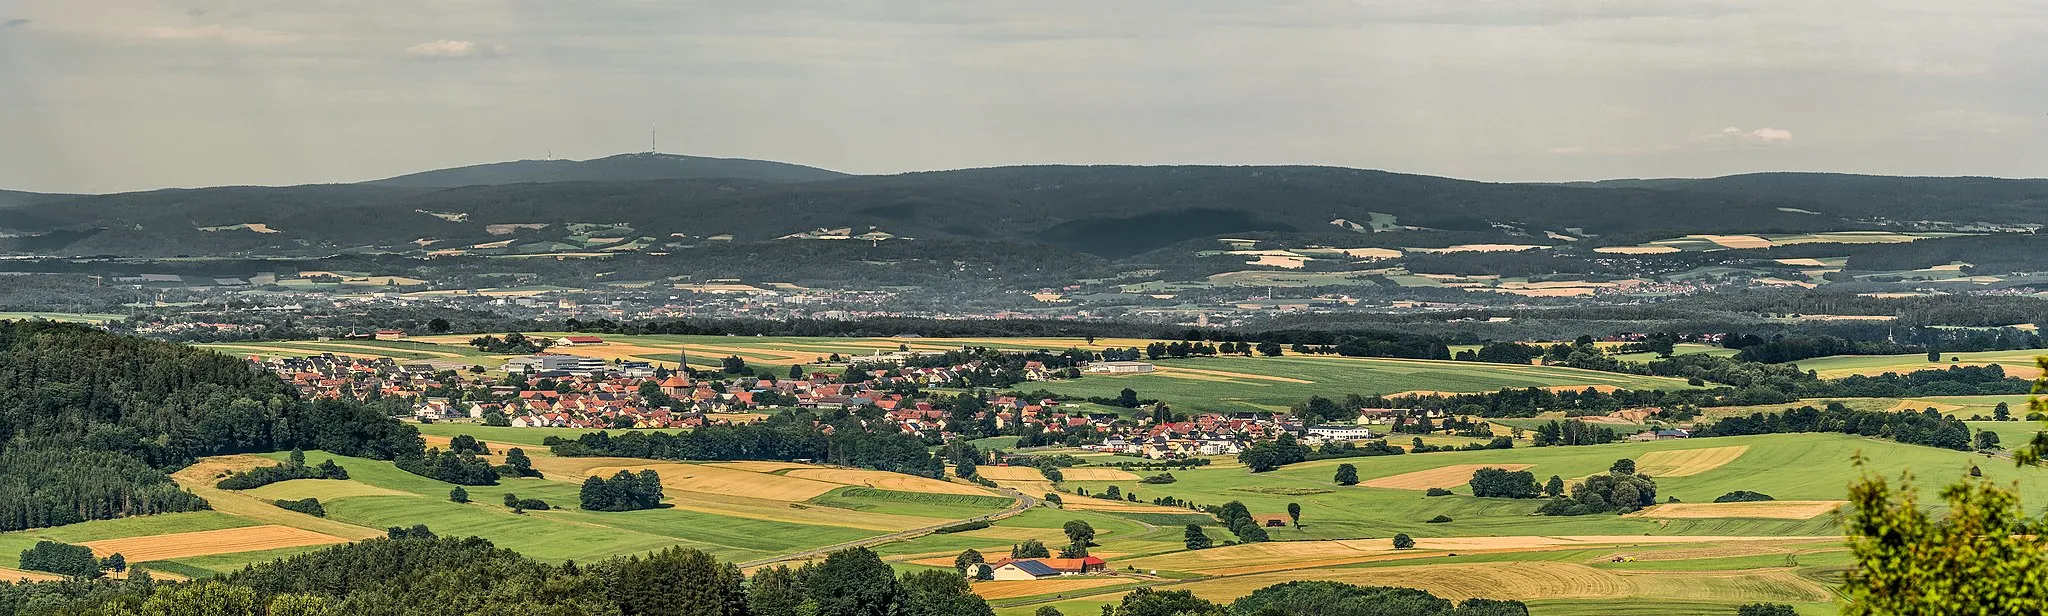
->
xmin=2 ymin=165 xmax=1859 ymax=259
xmin=0 ymin=189 xmax=80 ymax=209
xmin=1562 ymin=172 xmax=2048 ymax=223
xmin=368 ymin=152 xmax=848 ymax=188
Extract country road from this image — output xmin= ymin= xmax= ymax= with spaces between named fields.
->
xmin=737 ymin=487 xmax=1040 ymax=568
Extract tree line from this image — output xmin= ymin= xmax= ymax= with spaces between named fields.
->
xmin=0 ymin=321 xmax=423 ymax=532
xmin=547 ymin=410 xmax=947 ymax=479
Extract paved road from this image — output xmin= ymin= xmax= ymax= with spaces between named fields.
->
xmin=737 ymin=487 xmax=1039 ymax=568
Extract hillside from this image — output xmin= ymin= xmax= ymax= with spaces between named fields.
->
xmin=0 ymin=189 xmax=77 ymax=210
xmin=1565 ymin=172 xmax=2048 ymax=224
xmin=1 ymin=164 xmax=1863 ymax=259
xmin=368 ymin=152 xmax=848 ymax=187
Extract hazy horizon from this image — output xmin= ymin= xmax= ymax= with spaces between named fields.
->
xmin=4 ymin=0 xmax=2044 ymax=193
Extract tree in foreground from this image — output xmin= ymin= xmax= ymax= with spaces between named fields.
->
xmin=1334 ymin=463 xmax=1359 ymax=486
xmin=604 ymin=546 xmax=747 ymax=616
xmin=899 ymin=569 xmax=994 ymax=616
xmin=1840 ymin=462 xmax=2048 ymax=613
xmin=1392 ymin=533 xmax=1415 ymax=550
xmin=800 ymin=547 xmax=901 ymax=616
xmin=1034 ymin=606 xmax=1065 ymax=616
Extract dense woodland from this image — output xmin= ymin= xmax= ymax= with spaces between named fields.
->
xmin=0 ymin=321 xmax=422 ymax=532
xmin=548 ymin=411 xmax=948 ymax=478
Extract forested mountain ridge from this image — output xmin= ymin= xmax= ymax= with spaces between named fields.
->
xmin=368 ymin=152 xmax=849 ymax=187
xmin=4 ymin=164 xmax=1864 ymax=258
xmin=0 ymin=321 xmax=420 ymax=531
xmin=1563 ymin=172 xmax=2048 ymax=223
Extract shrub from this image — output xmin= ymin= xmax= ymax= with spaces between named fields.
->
xmin=1426 ymin=515 xmax=1452 ymax=523
xmin=1715 ymin=490 xmax=1775 ymax=503
xmin=1392 ymin=533 xmax=1414 ymax=549
xmin=449 ymin=487 xmax=469 ymax=503
xmin=934 ymin=520 xmax=992 ymax=534
xmin=1424 ymin=487 xmax=1453 ymax=497
xmin=272 ymin=498 xmax=326 ymax=517
xmin=1737 ymin=603 xmax=1797 ymax=616
xmin=1140 ymin=473 xmax=1177 ymax=484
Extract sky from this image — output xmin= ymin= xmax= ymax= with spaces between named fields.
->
xmin=2 ymin=0 xmax=2044 ymax=194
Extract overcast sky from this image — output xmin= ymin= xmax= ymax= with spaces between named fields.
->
xmin=3 ymin=0 xmax=2044 ymax=193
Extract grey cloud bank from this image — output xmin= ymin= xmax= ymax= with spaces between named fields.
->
xmin=1 ymin=0 xmax=2043 ymax=193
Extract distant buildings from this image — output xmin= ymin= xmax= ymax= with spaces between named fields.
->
xmin=503 ymin=354 xmax=608 ymax=375
xmin=1083 ymin=361 xmax=1155 ymax=374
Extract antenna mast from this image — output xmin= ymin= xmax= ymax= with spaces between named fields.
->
xmin=650 ymin=123 xmax=657 ymax=154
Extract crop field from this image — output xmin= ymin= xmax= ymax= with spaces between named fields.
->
xmin=1634 ymin=446 xmax=1749 ymax=477
xmin=197 ymin=339 xmax=504 ymax=367
xmin=80 ymin=526 xmax=350 ymax=561
xmin=0 ymin=311 xmax=129 ymax=324
xmin=1360 ymin=464 xmax=1537 ymax=490
xmin=1029 ymin=355 xmax=1694 ymax=414
xmin=1631 ymin=501 xmax=1845 ymax=520
xmin=1792 ymin=349 xmax=2046 ymax=379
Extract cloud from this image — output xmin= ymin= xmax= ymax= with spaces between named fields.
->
xmin=404 ymin=39 xmax=505 ymax=60
xmin=1546 ymin=146 xmax=1588 ymax=155
xmin=3 ymin=18 xmax=29 ymax=28
xmin=1711 ymin=126 xmax=1794 ymax=143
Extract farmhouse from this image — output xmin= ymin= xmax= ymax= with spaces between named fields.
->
xmin=1084 ymin=361 xmax=1156 ymax=374
xmin=987 ymin=557 xmax=1108 ymax=580
xmin=555 ymin=335 xmax=607 ymax=346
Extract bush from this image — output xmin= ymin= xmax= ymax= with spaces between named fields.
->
xmin=1424 ymin=487 xmax=1453 ymax=497
xmin=1737 ymin=603 xmax=1797 ymax=616
xmin=449 ymin=487 xmax=469 ymax=503
xmin=1715 ymin=490 xmax=1776 ymax=503
xmin=1140 ymin=473 xmax=1177 ymax=484
xmin=217 ymin=459 xmax=349 ymax=490
xmin=271 ymin=498 xmax=326 ymax=517
xmin=1392 ymin=533 xmax=1414 ymax=549
xmin=934 ymin=520 xmax=992 ymax=534
xmin=501 ymin=493 xmax=550 ymax=511
xmin=1426 ymin=515 xmax=1453 ymax=523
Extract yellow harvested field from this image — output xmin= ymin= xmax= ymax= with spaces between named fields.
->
xmin=0 ymin=567 xmax=65 ymax=583
xmin=1055 ymin=498 xmax=1196 ymax=514
xmin=82 ymin=526 xmax=350 ymax=562
xmin=1361 ymin=464 xmax=1535 ymax=490
xmin=975 ymin=466 xmax=1048 ymax=482
xmin=1057 ymin=468 xmax=1143 ymax=481
xmin=1594 ymin=245 xmax=1683 ymax=254
xmin=304 ymin=342 xmax=466 ymax=358
xmin=243 ymin=479 xmax=413 ymax=501
xmin=972 ymin=577 xmax=1131 ymax=600
xmin=782 ymin=468 xmax=996 ymax=496
xmin=709 ymin=461 xmax=813 ymax=473
xmin=171 ymin=456 xmax=386 ymax=540
xmin=1698 ymin=235 xmax=1774 ymax=249
xmin=585 ymin=463 xmax=844 ymax=501
xmin=1153 ymin=366 xmax=1313 ymax=384
xmin=1634 ymin=446 xmax=1749 ymax=477
xmin=1632 ymin=501 xmax=1846 ymax=520
xmin=1170 ymin=561 xmax=1831 ymax=604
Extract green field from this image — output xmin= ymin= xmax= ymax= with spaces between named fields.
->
xmin=0 ymin=311 xmax=129 ymax=324
xmin=1791 ymin=349 xmax=2045 ymax=379
xmin=1030 ymin=355 xmax=1696 ymax=414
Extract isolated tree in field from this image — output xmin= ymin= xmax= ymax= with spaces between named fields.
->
xmin=503 ymin=447 xmax=540 ymax=477
xmin=1545 ymin=475 xmax=1566 ymax=498
xmin=1286 ymin=502 xmax=1301 ymax=527
xmin=1116 ymin=388 xmax=1141 ymax=408
xmin=1996 ymin=401 xmax=2013 ymax=421
xmin=1928 ymin=349 xmax=1943 ymax=362
xmin=1737 ymin=603 xmax=1797 ymax=616
xmin=1184 ymin=524 xmax=1212 ymax=550
xmin=1063 ymin=520 xmax=1097 ymax=547
xmin=1392 ymin=533 xmax=1415 ymax=550
xmin=449 ymin=487 xmax=468 ymax=503
xmin=1977 ymin=430 xmax=2002 ymax=450
xmin=1334 ymin=463 xmax=1359 ymax=485
xmin=1012 ymin=540 xmax=1050 ymax=559
xmin=952 ymin=549 xmax=984 ymax=574
xmin=1610 ymin=458 xmax=1636 ymax=475
xmin=1468 ymin=467 xmax=1541 ymax=498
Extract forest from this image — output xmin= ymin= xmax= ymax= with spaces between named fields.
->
xmin=0 ymin=321 xmax=422 ymax=532
xmin=548 ymin=410 xmax=947 ymax=478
